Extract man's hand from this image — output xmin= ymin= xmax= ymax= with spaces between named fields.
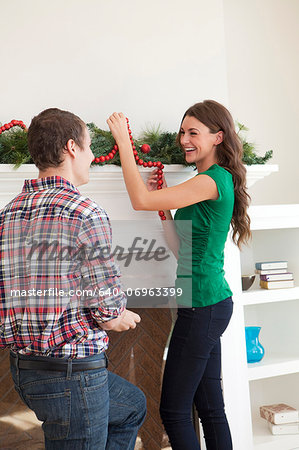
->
xmin=100 ymin=309 xmax=141 ymax=332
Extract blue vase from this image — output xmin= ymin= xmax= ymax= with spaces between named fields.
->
xmin=245 ymin=326 xmax=265 ymax=363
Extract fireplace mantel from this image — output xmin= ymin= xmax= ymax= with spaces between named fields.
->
xmin=0 ymin=163 xmax=278 ymax=215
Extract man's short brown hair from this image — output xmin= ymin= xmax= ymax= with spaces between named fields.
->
xmin=27 ymin=108 xmax=86 ymax=170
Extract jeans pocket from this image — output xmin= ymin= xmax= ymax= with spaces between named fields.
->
xmin=25 ymin=390 xmax=71 ymax=440
xmin=83 ymin=370 xmax=109 ymax=433
xmin=207 ymin=297 xmax=233 ymax=342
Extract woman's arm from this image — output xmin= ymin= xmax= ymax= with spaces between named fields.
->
xmin=106 ymin=112 xmax=218 ymax=211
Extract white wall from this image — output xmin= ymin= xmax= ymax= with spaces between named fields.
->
xmin=0 ymin=0 xmax=228 ymax=134
xmin=1 ymin=0 xmax=298 ymax=204
xmin=223 ymin=0 xmax=299 ymax=204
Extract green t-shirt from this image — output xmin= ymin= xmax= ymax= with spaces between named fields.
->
xmin=174 ymin=164 xmax=234 ymax=307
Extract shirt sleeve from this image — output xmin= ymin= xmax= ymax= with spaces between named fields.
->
xmin=76 ymin=210 xmax=126 ymax=322
xmin=198 ymin=166 xmax=234 ymax=225
xmin=201 ymin=167 xmax=225 ymax=202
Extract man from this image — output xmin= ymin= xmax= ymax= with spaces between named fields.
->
xmin=0 ymin=108 xmax=146 ymax=449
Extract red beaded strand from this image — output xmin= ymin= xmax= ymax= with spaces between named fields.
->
xmin=0 ymin=120 xmax=27 ymax=134
xmin=92 ymin=118 xmax=166 ymax=220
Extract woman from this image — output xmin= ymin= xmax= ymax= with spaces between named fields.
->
xmin=107 ymin=100 xmax=251 ymax=449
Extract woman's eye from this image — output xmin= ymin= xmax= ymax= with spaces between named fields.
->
xmin=190 ymin=132 xmax=197 ymax=136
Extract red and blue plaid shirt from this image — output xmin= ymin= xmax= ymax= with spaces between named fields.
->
xmin=0 ymin=176 xmax=126 ymax=358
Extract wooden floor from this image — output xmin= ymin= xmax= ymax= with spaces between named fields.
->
xmin=0 ymin=349 xmax=44 ymax=450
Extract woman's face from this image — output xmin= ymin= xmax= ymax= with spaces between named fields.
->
xmin=180 ymin=116 xmax=222 ymax=169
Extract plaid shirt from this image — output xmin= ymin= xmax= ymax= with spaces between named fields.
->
xmin=0 ymin=176 xmax=126 ymax=358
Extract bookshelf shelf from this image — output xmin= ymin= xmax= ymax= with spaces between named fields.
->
xmin=241 ymin=286 xmax=299 ymax=306
xmin=249 ymin=204 xmax=299 ymax=231
xmin=252 ymin=415 xmax=299 ymax=450
xmin=248 ymin=354 xmax=299 ymax=381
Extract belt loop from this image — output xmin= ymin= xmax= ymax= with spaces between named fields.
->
xmin=66 ymin=359 xmax=72 ymax=379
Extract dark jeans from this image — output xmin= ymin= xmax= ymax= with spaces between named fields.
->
xmin=10 ymin=352 xmax=146 ymax=449
xmin=160 ymin=297 xmax=233 ymax=450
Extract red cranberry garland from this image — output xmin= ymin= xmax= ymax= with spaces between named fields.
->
xmin=93 ymin=118 xmax=166 ymax=221
xmin=0 ymin=120 xmax=27 ymax=134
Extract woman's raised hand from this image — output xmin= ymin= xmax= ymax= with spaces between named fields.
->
xmin=146 ymin=169 xmax=167 ymax=192
xmin=106 ymin=112 xmax=130 ymax=145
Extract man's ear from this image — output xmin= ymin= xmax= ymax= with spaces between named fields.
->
xmin=65 ymin=139 xmax=76 ymax=159
xmin=215 ymin=131 xmax=224 ymax=145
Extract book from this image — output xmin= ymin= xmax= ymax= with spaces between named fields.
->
xmin=255 ymin=269 xmax=288 ymax=275
xmin=260 ymin=273 xmax=294 ymax=282
xmin=260 ymin=403 xmax=299 ymax=424
xmin=255 ymin=261 xmax=288 ymax=270
xmin=260 ymin=280 xmax=294 ymax=289
xmin=268 ymin=421 xmax=299 ymax=435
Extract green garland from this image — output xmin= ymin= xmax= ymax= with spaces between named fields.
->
xmin=0 ymin=127 xmax=32 ymax=167
xmin=0 ymin=121 xmax=273 ymax=169
xmin=236 ymin=122 xmax=273 ymax=165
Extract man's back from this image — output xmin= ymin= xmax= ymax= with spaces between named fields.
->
xmin=0 ymin=175 xmax=126 ymax=358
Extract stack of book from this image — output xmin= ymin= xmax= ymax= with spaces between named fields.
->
xmin=260 ymin=403 xmax=299 ymax=435
xmin=255 ymin=261 xmax=294 ymax=289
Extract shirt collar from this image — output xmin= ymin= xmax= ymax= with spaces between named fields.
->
xmin=22 ymin=176 xmax=80 ymax=194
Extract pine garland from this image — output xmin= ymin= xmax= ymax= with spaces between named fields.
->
xmin=0 ymin=121 xmax=273 ymax=168
xmin=0 ymin=127 xmax=33 ymax=167
xmin=138 ymin=125 xmax=187 ymax=165
xmin=236 ymin=122 xmax=273 ymax=165
xmin=87 ymin=123 xmax=121 ymax=165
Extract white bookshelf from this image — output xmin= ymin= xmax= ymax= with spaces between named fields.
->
xmin=221 ymin=204 xmax=299 ymax=450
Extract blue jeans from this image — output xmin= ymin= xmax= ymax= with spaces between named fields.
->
xmin=10 ymin=352 xmax=146 ymax=449
xmin=160 ymin=297 xmax=233 ymax=450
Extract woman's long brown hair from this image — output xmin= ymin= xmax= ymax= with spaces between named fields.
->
xmin=178 ymin=100 xmax=251 ymax=248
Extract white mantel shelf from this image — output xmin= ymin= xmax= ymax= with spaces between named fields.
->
xmin=246 ymin=164 xmax=278 ymax=188
xmin=0 ymin=163 xmax=279 ymax=213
